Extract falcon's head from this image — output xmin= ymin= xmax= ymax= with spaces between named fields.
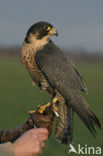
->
xmin=25 ymin=21 xmax=58 ymax=43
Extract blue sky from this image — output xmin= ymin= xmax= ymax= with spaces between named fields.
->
xmin=0 ymin=0 xmax=103 ymax=51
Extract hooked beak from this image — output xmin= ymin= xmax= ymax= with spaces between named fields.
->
xmin=49 ymin=27 xmax=58 ymax=36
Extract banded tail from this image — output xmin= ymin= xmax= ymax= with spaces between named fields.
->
xmin=55 ymin=103 xmax=74 ymax=145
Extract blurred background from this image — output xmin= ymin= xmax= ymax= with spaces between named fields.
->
xmin=0 ymin=1 xmax=103 ymax=156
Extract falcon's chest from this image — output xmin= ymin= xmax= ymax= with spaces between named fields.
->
xmin=21 ymin=42 xmax=52 ymax=93
xmin=21 ymin=42 xmax=43 ymax=82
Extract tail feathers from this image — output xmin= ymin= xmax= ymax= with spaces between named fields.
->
xmin=68 ymin=107 xmax=74 ymax=142
xmin=55 ymin=102 xmax=68 ymax=143
xmin=70 ymin=91 xmax=101 ymax=136
xmin=55 ymin=102 xmax=74 ymax=145
xmin=62 ymin=106 xmax=73 ymax=144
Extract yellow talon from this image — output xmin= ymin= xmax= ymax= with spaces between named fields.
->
xmin=37 ymin=105 xmax=41 ymax=108
xmin=38 ymin=103 xmax=51 ymax=114
xmin=28 ymin=110 xmax=36 ymax=114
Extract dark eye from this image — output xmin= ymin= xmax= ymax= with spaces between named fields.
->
xmin=43 ymin=26 xmax=51 ymax=31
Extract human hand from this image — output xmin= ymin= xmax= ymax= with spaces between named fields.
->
xmin=13 ymin=128 xmax=48 ymax=156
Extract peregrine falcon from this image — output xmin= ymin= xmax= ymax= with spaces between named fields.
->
xmin=21 ymin=21 xmax=101 ymax=144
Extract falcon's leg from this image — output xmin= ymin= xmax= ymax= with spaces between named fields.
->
xmin=29 ymin=96 xmax=59 ymax=115
xmin=28 ymin=103 xmax=50 ymax=114
xmin=52 ymin=97 xmax=59 ymax=117
xmin=37 ymin=97 xmax=59 ymax=115
xmin=52 ymin=97 xmax=59 ymax=110
xmin=38 ymin=102 xmax=51 ymax=114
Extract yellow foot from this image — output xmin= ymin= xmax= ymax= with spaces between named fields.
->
xmin=28 ymin=110 xmax=36 ymax=114
xmin=38 ymin=102 xmax=51 ymax=114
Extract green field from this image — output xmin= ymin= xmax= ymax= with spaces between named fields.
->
xmin=0 ymin=57 xmax=103 ymax=156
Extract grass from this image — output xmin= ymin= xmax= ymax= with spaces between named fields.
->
xmin=0 ymin=57 xmax=103 ymax=156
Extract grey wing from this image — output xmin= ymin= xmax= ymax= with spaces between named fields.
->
xmin=35 ymin=42 xmax=101 ymax=135
xmin=35 ymin=43 xmax=87 ymax=94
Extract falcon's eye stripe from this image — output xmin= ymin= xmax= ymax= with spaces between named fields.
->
xmin=43 ymin=26 xmax=51 ymax=31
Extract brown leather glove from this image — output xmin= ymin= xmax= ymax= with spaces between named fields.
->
xmin=0 ymin=106 xmax=54 ymax=143
xmin=30 ymin=107 xmax=54 ymax=136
